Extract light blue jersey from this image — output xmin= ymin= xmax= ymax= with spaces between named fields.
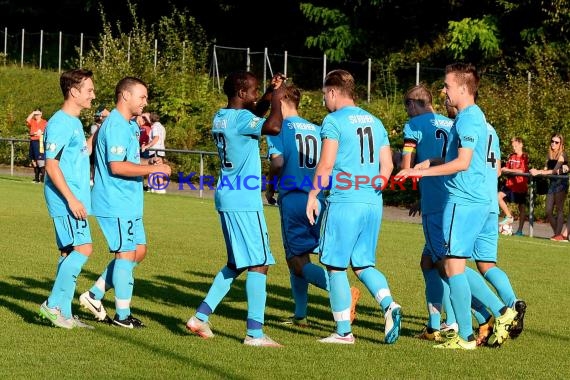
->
xmin=321 ymin=106 xmax=390 ymax=205
xmin=445 ymin=105 xmax=490 ymax=205
xmin=92 ymin=109 xmax=143 ymax=218
xmin=43 ymin=110 xmax=91 ymax=217
xmin=403 ymin=113 xmax=453 ymax=215
xmin=266 ymin=115 xmax=321 ymax=197
xmin=486 ymin=123 xmax=501 ymax=213
xmin=213 ymin=108 xmax=266 ymax=211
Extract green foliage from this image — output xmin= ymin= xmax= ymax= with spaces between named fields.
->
xmin=300 ymin=3 xmax=359 ymax=62
xmin=447 ymin=16 xmax=502 ymax=60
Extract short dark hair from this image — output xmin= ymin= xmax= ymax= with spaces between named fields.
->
xmin=223 ymin=71 xmax=256 ymax=99
xmin=445 ymin=62 xmax=479 ymax=96
xmin=60 ymin=68 xmax=93 ymax=99
xmin=115 ymin=76 xmax=148 ymax=103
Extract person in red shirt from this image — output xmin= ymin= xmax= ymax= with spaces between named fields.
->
xmin=498 ymin=137 xmax=529 ymax=236
xmin=26 ymin=108 xmax=48 ymax=183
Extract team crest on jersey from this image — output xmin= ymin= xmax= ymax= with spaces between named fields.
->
xmin=110 ymin=146 xmax=126 ymax=155
xmin=46 ymin=142 xmax=57 ymax=152
xmin=249 ymin=117 xmax=261 ymax=129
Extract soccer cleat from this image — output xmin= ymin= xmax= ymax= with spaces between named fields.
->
xmin=499 ymin=216 xmax=514 ymax=225
xmin=38 ymin=301 xmax=74 ymax=329
xmin=384 ymin=302 xmax=402 ymax=344
xmin=243 ymin=334 xmax=283 ymax=347
xmin=113 ymin=315 xmax=145 ymax=329
xmin=350 ymin=287 xmax=361 ymax=324
xmin=79 ymin=291 xmax=107 ymax=321
xmin=513 ymin=231 xmax=524 ymax=237
xmin=433 ymin=333 xmax=476 ymax=350
xmin=415 ymin=326 xmax=443 ymax=342
xmin=280 ymin=316 xmax=309 ymax=327
xmin=550 ymin=234 xmax=568 ymax=242
xmin=510 ymin=300 xmax=527 ymax=339
xmin=476 ymin=316 xmax=494 ymax=346
xmin=318 ymin=332 xmax=355 ymax=345
xmin=440 ymin=321 xmax=459 ymax=333
xmin=72 ymin=315 xmax=95 ymax=330
xmin=186 ymin=316 xmax=214 ymax=338
xmin=487 ymin=307 xmax=517 ymax=347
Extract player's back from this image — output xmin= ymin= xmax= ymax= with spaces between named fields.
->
xmin=403 ymin=112 xmax=453 ymax=214
xmin=486 ymin=122 xmax=501 ymax=213
xmin=323 ymin=106 xmax=390 ymax=204
xmin=269 ymin=116 xmax=321 ymax=196
xmin=212 ymin=108 xmax=264 ymax=211
xmin=445 ymin=104 xmax=490 ymax=205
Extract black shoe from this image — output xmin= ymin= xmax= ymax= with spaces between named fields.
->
xmin=509 ymin=300 xmax=527 ymax=338
xmin=113 ymin=314 xmax=145 ymax=329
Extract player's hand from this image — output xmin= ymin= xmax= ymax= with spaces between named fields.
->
xmin=155 ymin=163 xmax=171 ymax=176
xmin=395 ymin=168 xmax=420 ymax=181
xmin=306 ymin=194 xmax=319 ymax=225
xmin=271 ymin=72 xmax=287 ymax=90
xmin=529 ymin=168 xmax=539 ymax=176
xmin=68 ymin=198 xmax=87 ymax=220
xmin=409 ymin=201 xmax=421 ymax=217
xmin=413 ymin=159 xmax=431 ymax=170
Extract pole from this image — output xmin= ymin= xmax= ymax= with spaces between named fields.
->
xmin=58 ymin=31 xmax=62 ymax=73
xmin=39 ymin=30 xmax=43 ymax=69
xmin=367 ymin=58 xmax=372 ymax=103
xmin=79 ymin=33 xmax=84 ymax=68
xmin=20 ymin=29 xmax=24 ymax=68
xmin=416 ymin=62 xmax=420 ymax=85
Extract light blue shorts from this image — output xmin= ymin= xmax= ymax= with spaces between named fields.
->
xmin=52 ymin=215 xmax=92 ymax=251
xmin=279 ymin=191 xmax=324 ymax=260
xmin=96 ymin=217 xmax=146 ymax=253
xmin=472 ymin=212 xmax=498 ymax=263
xmin=319 ymin=202 xmax=382 ymax=269
xmin=421 ymin=211 xmax=446 ymax=259
xmin=439 ymin=202 xmax=489 ymax=260
xmin=219 ymin=211 xmax=275 ymax=270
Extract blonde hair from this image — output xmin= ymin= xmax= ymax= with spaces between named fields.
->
xmin=548 ymin=133 xmax=565 ymax=161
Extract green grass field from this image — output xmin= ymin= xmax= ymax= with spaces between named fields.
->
xmin=1 ymin=175 xmax=569 ymax=379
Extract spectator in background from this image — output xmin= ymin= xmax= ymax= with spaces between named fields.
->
xmin=26 ymin=108 xmax=47 ymax=183
xmin=498 ymin=137 xmax=529 ymax=236
xmin=529 ymin=133 xmax=569 ymax=241
xmin=136 ymin=113 xmax=152 ymax=191
xmin=141 ymin=112 xmax=167 ymax=193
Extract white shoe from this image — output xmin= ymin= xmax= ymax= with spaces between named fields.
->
xmin=318 ymin=332 xmax=355 ymax=344
xmin=243 ymin=334 xmax=283 ymax=347
xmin=441 ymin=321 xmax=459 ymax=333
xmin=186 ymin=316 xmax=214 ymax=338
xmin=384 ymin=302 xmax=402 ymax=344
xmin=79 ymin=291 xmax=107 ymax=321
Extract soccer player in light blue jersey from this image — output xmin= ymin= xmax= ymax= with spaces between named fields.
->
xmin=306 ymin=69 xmax=402 ymax=345
xmin=400 ymin=84 xmax=455 ymax=341
xmin=39 ymin=69 xmax=97 ymax=329
xmin=79 ymin=77 xmax=171 ymax=329
xmin=470 ymin=122 xmax=526 ymax=345
xmin=265 ymin=84 xmax=361 ymax=327
xmin=397 ymin=63 xmax=517 ymax=350
xmin=186 ymin=71 xmax=286 ymax=347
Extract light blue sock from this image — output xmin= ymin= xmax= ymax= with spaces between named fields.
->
xmin=465 ymin=267 xmax=504 ymax=317
xmin=47 ymin=251 xmax=88 ymax=319
xmin=358 ymin=267 xmax=393 ymax=311
xmin=90 ymin=259 xmax=115 ymax=300
xmin=329 ymin=271 xmax=351 ymax=336
xmin=246 ymin=271 xmax=266 ymax=339
xmin=471 ymin=296 xmax=492 ymax=325
xmin=484 ymin=266 xmax=516 ymax=308
xmin=442 ymin=277 xmax=456 ymax=325
xmin=290 ymin=272 xmax=309 ymax=318
xmin=423 ymin=268 xmax=443 ymax=330
xmin=197 ymin=266 xmax=239 ymax=322
xmin=301 ymin=263 xmax=329 ymax=291
xmin=46 ymin=255 xmax=67 ymax=308
xmin=113 ymin=258 xmax=135 ymax=320
xmin=448 ymin=273 xmax=473 ymax=341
